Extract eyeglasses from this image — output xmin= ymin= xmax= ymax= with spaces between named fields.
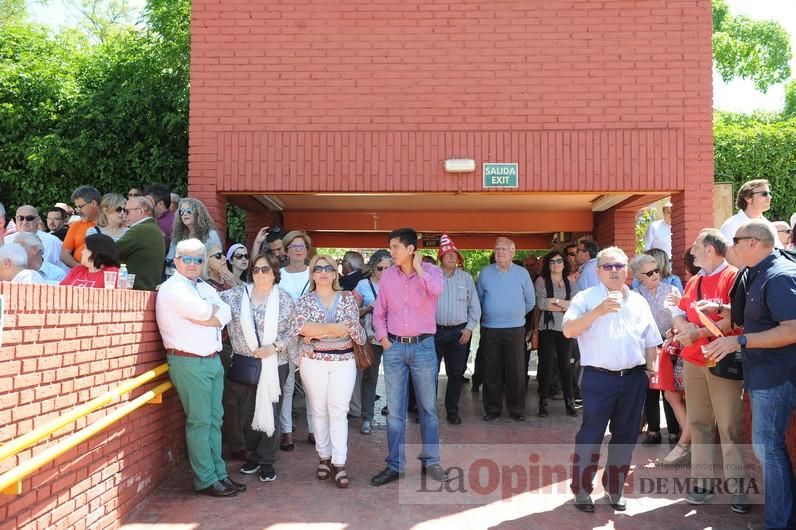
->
xmin=123 ymin=207 xmax=143 ymax=215
xmin=114 ymin=206 xmax=124 ymax=213
xmin=599 ymin=263 xmax=626 ymax=271
xmin=177 ymin=256 xmax=204 ymax=264
xmin=233 ymin=253 xmax=249 ymax=260
xmin=16 ymin=215 xmax=38 ymax=222
xmin=375 ymin=266 xmax=389 ymax=271
xmin=74 ymin=202 xmax=89 ymax=211
xmin=777 ymin=229 xmax=790 ymax=234
xmin=209 ymin=252 xmax=224 ymax=260
xmin=178 ymin=208 xmax=193 ymax=216
xmin=733 ymin=236 xmax=760 ymax=245
xmin=750 ymin=190 xmax=773 ymax=198
xmin=252 ymin=265 xmax=271 ymax=275
xmin=548 ymin=258 xmax=564 ymax=264
xmin=642 ymin=268 xmax=660 ymax=277
xmin=312 ymin=265 xmax=335 ymax=273
xmin=288 ymin=244 xmax=307 ymax=250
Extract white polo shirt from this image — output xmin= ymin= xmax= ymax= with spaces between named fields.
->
xmin=720 ymin=210 xmax=782 ymax=248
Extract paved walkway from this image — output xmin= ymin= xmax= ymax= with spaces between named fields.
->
xmin=124 ymin=375 xmax=762 ymax=530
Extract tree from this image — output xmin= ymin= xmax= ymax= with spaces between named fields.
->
xmin=784 ymin=79 xmax=796 ymax=118
xmin=712 ymin=0 xmax=792 ymax=92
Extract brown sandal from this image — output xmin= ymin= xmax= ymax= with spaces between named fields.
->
xmin=332 ymin=465 xmax=349 ymax=489
xmin=317 ymin=459 xmax=332 ymax=480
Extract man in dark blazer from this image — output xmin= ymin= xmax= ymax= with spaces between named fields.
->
xmin=116 ymin=196 xmax=166 ymax=290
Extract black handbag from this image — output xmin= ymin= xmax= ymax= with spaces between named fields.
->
xmin=228 ymin=353 xmax=262 ymax=385
xmin=709 ymin=350 xmax=744 ymax=381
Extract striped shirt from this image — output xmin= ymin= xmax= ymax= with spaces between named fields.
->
xmin=563 ymin=283 xmax=662 ymax=371
xmin=435 ymin=268 xmax=481 ymax=330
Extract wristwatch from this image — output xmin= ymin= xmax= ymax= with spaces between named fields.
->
xmin=738 ymin=335 xmax=747 ymax=349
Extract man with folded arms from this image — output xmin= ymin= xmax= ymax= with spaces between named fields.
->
xmin=563 ymin=246 xmax=660 ymax=513
xmin=156 ymin=238 xmax=245 ymax=497
xmin=370 ymin=227 xmax=449 ymax=486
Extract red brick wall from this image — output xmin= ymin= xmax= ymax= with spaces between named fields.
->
xmin=0 ymin=284 xmax=185 ymax=530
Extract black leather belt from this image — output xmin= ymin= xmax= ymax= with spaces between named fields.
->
xmin=585 ymin=365 xmax=646 ymax=377
xmin=437 ymin=323 xmax=466 ymax=330
xmin=167 ymin=349 xmax=218 ymax=358
xmin=388 ymin=333 xmax=433 ymax=344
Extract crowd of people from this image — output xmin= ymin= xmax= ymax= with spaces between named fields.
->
xmin=1 ymin=178 xmax=795 ymax=530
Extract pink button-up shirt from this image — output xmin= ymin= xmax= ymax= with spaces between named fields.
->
xmin=373 ymin=262 xmax=444 ymax=341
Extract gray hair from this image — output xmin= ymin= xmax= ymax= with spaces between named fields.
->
xmin=0 ymin=243 xmax=28 ymax=268
xmin=13 ymin=232 xmax=43 ymax=251
xmin=71 ymin=185 xmax=102 ymax=204
xmin=738 ymin=220 xmax=776 ymax=247
xmin=368 ymin=249 xmax=392 ymax=270
xmin=175 ymin=238 xmax=206 ymax=258
xmin=698 ymin=228 xmax=729 ymax=256
xmin=343 ymin=250 xmax=364 ymax=269
xmin=629 ymin=254 xmax=657 ymax=276
xmin=596 ymin=246 xmax=628 ymax=264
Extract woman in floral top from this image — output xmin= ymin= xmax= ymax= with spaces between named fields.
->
xmin=294 ymin=254 xmax=366 ymax=489
xmin=219 ymin=252 xmax=296 ymax=482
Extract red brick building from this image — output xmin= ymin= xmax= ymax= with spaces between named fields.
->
xmin=189 ymin=0 xmax=714 ymax=261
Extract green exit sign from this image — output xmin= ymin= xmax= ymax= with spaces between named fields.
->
xmin=483 ymin=163 xmax=518 ymax=188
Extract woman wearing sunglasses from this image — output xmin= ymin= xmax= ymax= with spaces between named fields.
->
xmin=165 ymin=198 xmax=221 ymax=277
xmin=225 ymin=243 xmax=250 ymax=284
xmin=354 ymin=249 xmax=392 ymax=434
xmin=534 ymin=250 xmax=579 ymax=417
xmin=87 ymin=193 xmax=128 ymax=241
xmin=204 ymin=243 xmax=238 ymax=292
xmin=294 ymin=254 xmax=366 ymax=488
xmin=219 ymin=252 xmax=296 ymax=483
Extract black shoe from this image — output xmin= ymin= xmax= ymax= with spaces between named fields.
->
xmin=447 ymin=414 xmax=462 ymax=425
xmin=240 ymin=462 xmax=260 ymax=475
xmin=259 ymin=464 xmax=277 ymax=482
xmin=606 ymin=491 xmax=627 ymax=511
xmin=307 ymin=433 xmax=315 ymax=444
xmin=642 ymin=432 xmax=662 ymax=446
xmin=537 ymin=400 xmax=548 ymax=417
xmin=510 ymin=413 xmax=525 ymax=422
xmin=574 ymin=397 xmax=583 ymax=406
xmin=221 ymin=477 xmax=247 ymax=492
xmin=482 ymin=413 xmax=499 ymax=422
xmin=462 ymin=377 xmax=470 ymax=383
xmin=565 ymin=398 xmax=578 ymax=416
xmin=668 ymin=433 xmax=680 ymax=446
xmin=381 ymin=406 xmax=389 ymax=416
xmin=573 ymin=491 xmax=594 ymax=513
xmin=421 ymin=463 xmax=450 ymax=482
xmin=730 ymin=494 xmax=751 ymax=514
xmin=198 ymin=481 xmax=237 ymax=497
xmin=370 ymin=467 xmax=403 ymax=486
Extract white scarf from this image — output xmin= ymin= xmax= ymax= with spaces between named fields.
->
xmin=241 ymin=285 xmax=281 ymax=435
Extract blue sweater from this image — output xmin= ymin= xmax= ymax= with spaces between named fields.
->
xmin=476 ymin=264 xmax=535 ymax=328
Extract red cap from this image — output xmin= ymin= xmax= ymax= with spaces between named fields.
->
xmin=437 ymin=233 xmax=463 ymax=267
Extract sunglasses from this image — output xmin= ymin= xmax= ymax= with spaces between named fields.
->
xmin=178 ymin=208 xmax=193 ymax=216
xmin=599 ymin=263 xmax=626 ymax=271
xmin=375 ymin=266 xmax=389 ymax=271
xmin=233 ymin=253 xmax=249 ymax=260
xmin=288 ymin=244 xmax=307 ymax=250
xmin=252 ymin=265 xmax=271 ymax=275
xmin=177 ymin=256 xmax=204 ymax=265
xmin=733 ymin=236 xmax=760 ymax=245
xmin=210 ymin=252 xmax=224 ymax=260
xmin=548 ymin=258 xmax=564 ymax=264
xmin=642 ymin=268 xmax=660 ymax=277
xmin=114 ymin=206 xmax=124 ymax=213
xmin=16 ymin=215 xmax=38 ymax=222
xmin=123 ymin=207 xmax=143 ymax=215
xmin=750 ymin=190 xmax=773 ymax=198
xmin=312 ymin=265 xmax=336 ymax=273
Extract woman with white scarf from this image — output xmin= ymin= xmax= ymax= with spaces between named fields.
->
xmin=294 ymin=254 xmax=366 ymax=489
xmin=220 ymin=252 xmax=296 ymax=482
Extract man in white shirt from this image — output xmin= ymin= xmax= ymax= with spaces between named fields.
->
xmin=720 ymin=179 xmax=782 ymax=266
xmin=4 ymin=205 xmax=67 ymax=272
xmin=156 ymin=238 xmax=243 ymax=498
xmin=0 ymin=243 xmax=45 ymax=284
xmin=563 ymin=246 xmax=661 ymax=514
xmin=14 ymin=232 xmax=66 ymax=284
xmin=643 ymin=201 xmax=672 ymax=258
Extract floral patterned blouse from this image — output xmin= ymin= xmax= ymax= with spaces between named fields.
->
xmin=293 ymin=290 xmax=366 ymax=362
xmin=634 ymin=282 xmax=681 ymax=335
xmin=220 ymin=285 xmax=296 ymax=365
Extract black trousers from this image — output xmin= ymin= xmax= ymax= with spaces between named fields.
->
xmin=360 ymin=344 xmax=383 ymax=421
xmin=238 ymin=363 xmax=290 ymax=466
xmin=643 ymin=388 xmax=680 ymax=435
xmin=220 ymin=342 xmax=247 ymax=454
xmin=435 ymin=324 xmax=469 ymax=416
xmin=481 ymin=326 xmax=527 ymax=416
xmin=537 ymin=329 xmax=574 ymax=400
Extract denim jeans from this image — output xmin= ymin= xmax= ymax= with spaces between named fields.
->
xmin=382 ymin=336 xmax=441 ymax=472
xmin=750 ymin=381 xmax=796 ymax=529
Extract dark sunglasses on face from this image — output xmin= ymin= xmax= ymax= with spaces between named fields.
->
xmin=177 ymin=256 xmax=203 ymax=265
xmin=375 ymin=266 xmax=389 ymax=271
xmin=733 ymin=236 xmax=759 ymax=245
xmin=252 ymin=265 xmax=271 ymax=275
xmin=549 ymin=258 xmax=564 ymax=264
xmin=751 ymin=190 xmax=773 ymax=198
xmin=114 ymin=206 xmax=124 ymax=213
xmin=16 ymin=215 xmax=38 ymax=222
xmin=210 ymin=252 xmax=224 ymax=260
xmin=233 ymin=253 xmax=249 ymax=260
xmin=179 ymin=208 xmax=193 ymax=216
xmin=599 ymin=263 xmax=626 ymax=271
xmin=313 ymin=265 xmax=336 ymax=273
xmin=642 ymin=268 xmax=660 ymax=277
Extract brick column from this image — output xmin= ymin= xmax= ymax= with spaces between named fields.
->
xmin=243 ymin=209 xmax=282 ymax=254
xmin=670 ymin=189 xmax=713 ymax=277
xmin=593 ymin=208 xmax=638 ymax=259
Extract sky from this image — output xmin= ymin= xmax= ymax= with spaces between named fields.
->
xmin=25 ymin=0 xmax=796 ymax=114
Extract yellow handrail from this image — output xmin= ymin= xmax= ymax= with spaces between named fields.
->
xmin=0 ymin=381 xmax=173 ymax=495
xmin=0 ymin=363 xmax=169 ymax=463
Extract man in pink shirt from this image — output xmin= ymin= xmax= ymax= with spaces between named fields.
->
xmin=370 ymin=227 xmax=450 ymax=486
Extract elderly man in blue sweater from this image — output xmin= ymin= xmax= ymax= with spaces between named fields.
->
xmin=476 ymin=237 xmax=535 ymax=421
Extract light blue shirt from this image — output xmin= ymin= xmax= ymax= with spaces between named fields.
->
xmin=354 ymin=277 xmax=379 ymax=307
xmin=576 ymin=258 xmax=599 ymax=291
xmin=476 ymin=263 xmax=534 ymax=328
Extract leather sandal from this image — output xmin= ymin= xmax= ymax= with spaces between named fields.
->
xmin=332 ymin=465 xmax=349 ymax=489
xmin=317 ymin=458 xmax=332 ymax=480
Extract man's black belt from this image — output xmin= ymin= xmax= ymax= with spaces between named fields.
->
xmin=437 ymin=323 xmax=467 ymax=330
xmin=388 ymin=333 xmax=433 ymax=344
xmin=584 ymin=364 xmax=646 ymax=377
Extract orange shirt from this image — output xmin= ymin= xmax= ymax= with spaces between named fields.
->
xmin=63 ymin=220 xmax=95 ymax=262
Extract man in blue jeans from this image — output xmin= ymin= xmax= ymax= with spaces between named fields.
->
xmin=704 ymin=220 xmax=796 ymax=530
xmin=370 ymin=227 xmax=449 ymax=486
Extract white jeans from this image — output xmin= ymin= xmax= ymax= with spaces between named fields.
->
xmin=281 ymin=359 xmax=314 ymax=434
xmin=300 ymin=357 xmax=356 ymax=465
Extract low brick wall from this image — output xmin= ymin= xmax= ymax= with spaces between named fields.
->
xmin=0 ymin=283 xmax=185 ymax=530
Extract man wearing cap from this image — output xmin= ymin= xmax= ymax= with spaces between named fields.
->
xmin=643 ymin=201 xmax=673 ymax=258
xmin=435 ymin=234 xmax=481 ymax=425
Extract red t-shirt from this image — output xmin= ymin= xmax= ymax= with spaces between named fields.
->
xmin=677 ymin=264 xmax=740 ymax=366
xmin=60 ymin=265 xmax=120 ymax=288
